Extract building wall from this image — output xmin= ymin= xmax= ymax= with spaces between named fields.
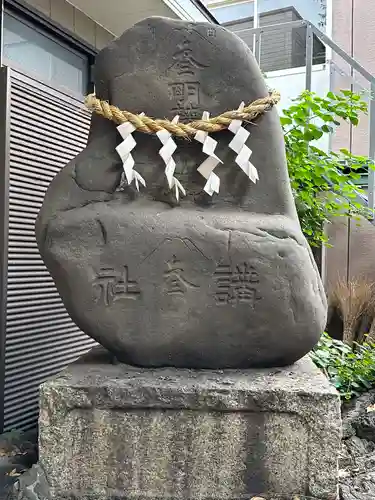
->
xmin=331 ymin=0 xmax=375 ymax=157
xmin=259 ymin=9 xmax=298 ymax=72
xmin=325 ymin=0 xmax=375 ymax=296
xmin=205 ymin=0 xmax=324 ymax=26
xmin=0 ymin=0 xmax=115 ymax=431
xmin=325 ymin=216 xmax=375 ymax=296
xmin=225 ymin=9 xmax=304 ymax=72
xmin=226 ymin=7 xmax=325 ymax=73
xmin=64 ymin=0 xmax=178 ymax=37
xmin=24 ymin=0 xmax=115 ymax=50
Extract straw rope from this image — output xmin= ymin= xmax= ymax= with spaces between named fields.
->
xmin=85 ymin=90 xmax=280 ymax=139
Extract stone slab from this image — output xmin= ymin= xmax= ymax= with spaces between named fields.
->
xmin=39 ymin=348 xmax=341 ymax=500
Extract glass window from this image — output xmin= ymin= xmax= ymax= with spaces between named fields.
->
xmin=203 ymin=1 xmax=326 ymax=73
xmin=3 ymin=12 xmax=88 ymax=97
xmin=202 ymin=1 xmax=254 ymax=55
xmin=203 ymin=0 xmax=326 ymax=29
xmin=255 ymin=0 xmax=326 ymax=71
xmin=202 ymin=0 xmax=254 ymax=24
xmin=256 ymin=0 xmax=326 ymax=29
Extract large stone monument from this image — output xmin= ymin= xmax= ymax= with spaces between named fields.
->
xmin=32 ymin=16 xmax=340 ymax=500
xmin=36 ymin=17 xmax=326 ymax=369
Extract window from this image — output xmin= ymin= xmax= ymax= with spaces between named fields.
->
xmin=3 ymin=12 xmax=89 ymax=97
xmin=203 ymin=0 xmax=254 ymax=24
xmin=204 ymin=0 xmax=326 ymax=30
xmin=205 ymin=0 xmax=326 ymax=72
xmin=256 ymin=0 xmax=326 ymax=30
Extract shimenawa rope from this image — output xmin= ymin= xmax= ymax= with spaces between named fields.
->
xmin=84 ymin=90 xmax=280 ymax=139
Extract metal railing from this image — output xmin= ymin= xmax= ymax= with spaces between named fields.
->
xmin=234 ymin=19 xmax=375 ymax=213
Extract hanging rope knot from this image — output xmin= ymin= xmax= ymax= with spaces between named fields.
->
xmin=84 ymin=90 xmax=281 ymax=139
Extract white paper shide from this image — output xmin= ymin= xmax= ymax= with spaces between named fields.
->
xmin=228 ymin=102 xmax=258 ymax=184
xmin=194 ymin=111 xmax=222 ymax=196
xmin=116 ymin=116 xmax=146 ymax=191
xmin=156 ymin=115 xmax=186 ymax=201
xmin=114 ymin=102 xmax=258 ymax=200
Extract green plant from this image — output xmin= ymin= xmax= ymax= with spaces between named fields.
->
xmin=310 ymin=332 xmax=375 ymax=399
xmin=281 ymin=90 xmax=374 ymax=247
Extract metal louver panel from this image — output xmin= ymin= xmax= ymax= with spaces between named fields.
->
xmin=2 ymin=67 xmax=96 ymax=432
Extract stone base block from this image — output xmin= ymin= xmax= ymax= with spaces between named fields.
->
xmin=39 ymin=348 xmax=341 ymax=500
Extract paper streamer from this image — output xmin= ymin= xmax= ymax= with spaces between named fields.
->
xmin=194 ymin=111 xmax=222 ymax=196
xmin=228 ymin=102 xmax=258 ymax=183
xmin=116 ymin=114 xmax=146 ymax=191
xmin=156 ymin=116 xmax=186 ymax=201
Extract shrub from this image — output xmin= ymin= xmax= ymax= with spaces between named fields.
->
xmin=281 ymin=90 xmax=374 ymax=247
xmin=310 ymin=332 xmax=375 ymax=399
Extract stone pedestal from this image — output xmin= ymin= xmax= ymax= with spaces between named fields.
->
xmin=39 ymin=348 xmax=341 ymax=500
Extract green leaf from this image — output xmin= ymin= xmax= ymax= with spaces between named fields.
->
xmin=310 ymin=332 xmax=375 ymax=400
xmin=280 ymin=116 xmax=293 ymax=126
xmin=322 ymin=124 xmax=334 ymax=133
xmin=340 ymin=148 xmax=351 ymax=155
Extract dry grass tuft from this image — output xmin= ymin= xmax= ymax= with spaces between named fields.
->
xmin=330 ymin=277 xmax=375 ymax=345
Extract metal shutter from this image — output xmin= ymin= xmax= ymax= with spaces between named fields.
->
xmin=2 ymin=67 xmax=96 ymax=432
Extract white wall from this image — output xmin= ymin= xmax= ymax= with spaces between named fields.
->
xmin=266 ymin=64 xmax=330 ymax=150
xmin=67 ymin=0 xmax=213 ymax=37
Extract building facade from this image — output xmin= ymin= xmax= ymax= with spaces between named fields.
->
xmin=0 ymin=0 xmax=215 ymax=433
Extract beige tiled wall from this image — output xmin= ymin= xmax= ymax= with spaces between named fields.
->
xmin=24 ymin=0 xmax=115 ymax=50
xmin=331 ymin=0 xmax=375 ymax=157
xmin=326 ymin=215 xmax=375 ymax=294
xmin=325 ymin=1 xmax=375 ymax=295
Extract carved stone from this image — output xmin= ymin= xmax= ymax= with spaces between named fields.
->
xmin=38 ymin=349 xmax=340 ymax=500
xmin=36 ymin=16 xmax=327 ymax=368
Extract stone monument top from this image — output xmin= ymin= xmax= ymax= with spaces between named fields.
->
xmin=35 ymin=16 xmax=327 ymax=369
